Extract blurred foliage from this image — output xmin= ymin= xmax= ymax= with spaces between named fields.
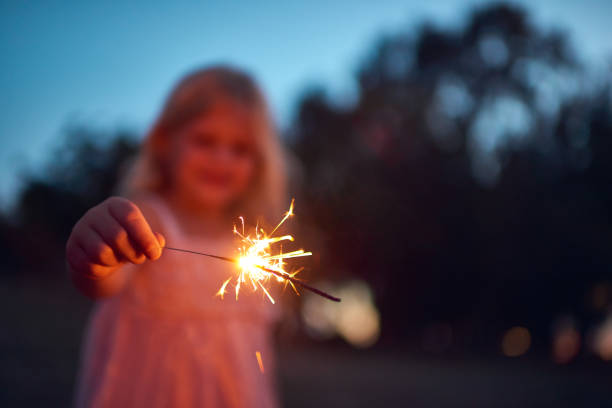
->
xmin=289 ymin=4 xmax=612 ymax=349
xmin=2 ymin=3 xmax=612 ymax=355
xmin=1 ymin=128 xmax=138 ymax=277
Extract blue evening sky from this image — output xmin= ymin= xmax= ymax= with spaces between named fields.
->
xmin=1 ymin=0 xmax=611 ymax=207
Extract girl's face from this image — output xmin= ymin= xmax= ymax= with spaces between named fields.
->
xmin=169 ymin=101 xmax=258 ymax=212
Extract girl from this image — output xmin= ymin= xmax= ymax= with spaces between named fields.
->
xmin=66 ymin=66 xmax=286 ymax=407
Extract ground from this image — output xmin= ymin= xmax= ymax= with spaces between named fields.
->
xmin=1 ymin=279 xmax=610 ymax=407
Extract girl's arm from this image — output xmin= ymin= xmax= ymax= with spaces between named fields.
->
xmin=66 ymin=196 xmax=165 ymax=299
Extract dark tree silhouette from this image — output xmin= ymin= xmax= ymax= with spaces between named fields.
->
xmin=3 ymin=128 xmax=138 ymax=278
xmin=289 ymin=3 xmax=612 ymax=350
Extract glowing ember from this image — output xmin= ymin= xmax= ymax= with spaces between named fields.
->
xmin=255 ymin=351 xmax=265 ymax=373
xmin=225 ymin=199 xmax=312 ymax=304
xmin=216 ymin=277 xmax=232 ymax=299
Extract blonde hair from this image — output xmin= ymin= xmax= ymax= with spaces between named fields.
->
xmin=121 ymin=65 xmax=287 ymax=222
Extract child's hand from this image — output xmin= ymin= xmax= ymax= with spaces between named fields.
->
xmin=66 ymin=197 xmax=165 ymax=279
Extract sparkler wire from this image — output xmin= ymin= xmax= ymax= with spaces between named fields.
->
xmin=164 ymin=246 xmax=341 ymax=302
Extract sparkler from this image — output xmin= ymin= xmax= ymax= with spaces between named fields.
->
xmin=164 ymin=199 xmax=341 ymax=303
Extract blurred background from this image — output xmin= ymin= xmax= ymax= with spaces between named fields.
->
xmin=1 ymin=1 xmax=612 ymax=406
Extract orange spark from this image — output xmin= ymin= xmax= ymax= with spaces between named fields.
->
xmin=215 ymin=277 xmax=231 ymax=299
xmin=255 ymin=351 xmax=265 ymax=373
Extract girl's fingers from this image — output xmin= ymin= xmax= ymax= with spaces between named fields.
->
xmin=92 ymin=214 xmax=147 ymax=265
xmin=107 ymin=199 xmax=162 ymax=260
xmin=155 ymin=232 xmax=166 ymax=249
xmin=66 ymin=240 xmax=117 ymax=279
xmin=77 ymin=227 xmax=121 ymax=267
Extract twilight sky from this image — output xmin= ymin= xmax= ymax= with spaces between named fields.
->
xmin=1 ymin=0 xmax=610 ymax=207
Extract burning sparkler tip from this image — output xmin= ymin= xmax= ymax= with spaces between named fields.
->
xmin=169 ymin=199 xmax=340 ymax=303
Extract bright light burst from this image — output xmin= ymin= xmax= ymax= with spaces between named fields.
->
xmin=216 ymin=199 xmax=312 ymax=304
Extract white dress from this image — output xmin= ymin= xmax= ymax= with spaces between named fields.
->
xmin=75 ymin=196 xmax=279 ymax=408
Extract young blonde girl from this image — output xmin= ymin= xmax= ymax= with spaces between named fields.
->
xmin=66 ymin=66 xmax=286 ymax=407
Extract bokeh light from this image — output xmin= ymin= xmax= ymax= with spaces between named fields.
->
xmin=592 ymin=314 xmax=612 ymax=361
xmin=301 ymin=280 xmax=380 ymax=348
xmin=551 ymin=317 xmax=581 ymax=364
xmin=501 ymin=326 xmax=531 ymax=357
